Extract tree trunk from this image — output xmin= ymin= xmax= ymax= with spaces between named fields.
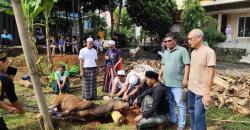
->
xmin=45 ymin=16 xmax=51 ymax=64
xmin=109 ymin=0 xmax=114 ymax=37
xmin=110 ymin=8 xmax=114 ymax=37
xmin=72 ymin=0 xmax=76 ymax=36
xmin=11 ymin=1 xmax=54 ymax=130
xmin=28 ymin=18 xmax=40 ymax=74
xmin=78 ymin=0 xmax=83 ymax=48
xmin=97 ymin=10 xmax=101 ymax=37
xmin=117 ymin=0 xmax=122 ymax=34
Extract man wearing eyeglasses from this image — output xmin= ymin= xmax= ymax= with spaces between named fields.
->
xmin=187 ymin=29 xmax=216 ymax=130
xmin=159 ymin=33 xmax=190 ymax=130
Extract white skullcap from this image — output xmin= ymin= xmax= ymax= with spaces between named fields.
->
xmin=117 ymin=70 xmax=126 ymax=76
xmin=129 ymin=75 xmax=139 ymax=86
xmin=108 ymin=40 xmax=116 ymax=45
xmin=86 ymin=37 xmax=94 ymax=42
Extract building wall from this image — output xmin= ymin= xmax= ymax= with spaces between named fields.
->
xmin=217 ymin=12 xmax=250 ymax=53
xmin=227 ymin=12 xmax=250 ymax=41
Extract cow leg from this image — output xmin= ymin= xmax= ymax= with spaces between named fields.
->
xmin=88 ymin=101 xmax=114 ymax=116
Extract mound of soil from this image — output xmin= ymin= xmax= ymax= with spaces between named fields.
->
xmin=52 ymin=55 xmax=79 ymax=69
xmin=121 ymin=108 xmax=140 ymax=125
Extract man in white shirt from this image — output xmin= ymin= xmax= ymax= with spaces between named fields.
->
xmin=79 ymin=37 xmax=98 ymax=100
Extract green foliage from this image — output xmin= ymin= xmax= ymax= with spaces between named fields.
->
xmin=202 ymin=27 xmax=226 ymax=47
xmin=114 ymin=7 xmax=132 ymax=29
xmin=88 ymin=12 xmax=108 ymax=30
xmin=181 ymin=0 xmax=226 ymax=46
xmin=21 ymin=0 xmax=44 ymax=27
xmin=181 ymin=0 xmax=205 ymax=34
xmin=69 ymin=64 xmax=80 ymax=76
xmin=126 ymin=0 xmax=176 ymax=37
xmin=36 ymin=56 xmax=53 ymax=76
xmin=0 ymin=0 xmax=13 ymax=15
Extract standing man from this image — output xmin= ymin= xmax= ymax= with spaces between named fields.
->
xmin=187 ymin=29 xmax=216 ymax=130
xmin=1 ymin=30 xmax=13 ymax=46
xmin=79 ymin=37 xmax=98 ymax=100
xmin=0 ymin=51 xmax=24 ymax=130
xmin=159 ymin=33 xmax=190 ymax=130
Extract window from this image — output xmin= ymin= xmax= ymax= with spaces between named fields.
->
xmin=238 ymin=17 xmax=250 ymax=37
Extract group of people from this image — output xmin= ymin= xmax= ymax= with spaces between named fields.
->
xmin=50 ymin=35 xmax=80 ymax=55
xmin=68 ymin=28 xmax=215 ymax=130
xmin=0 ymin=27 xmax=216 ymax=130
xmin=49 ymin=34 xmax=105 ymax=55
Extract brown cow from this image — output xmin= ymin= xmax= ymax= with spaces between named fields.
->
xmin=50 ymin=94 xmax=115 ymax=117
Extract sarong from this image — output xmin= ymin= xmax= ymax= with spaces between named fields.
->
xmin=82 ymin=67 xmax=97 ymax=100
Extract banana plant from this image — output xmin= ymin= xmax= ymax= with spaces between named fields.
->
xmin=0 ymin=0 xmax=13 ymax=15
xmin=42 ymin=0 xmax=57 ymax=64
xmin=21 ymin=0 xmax=44 ymax=71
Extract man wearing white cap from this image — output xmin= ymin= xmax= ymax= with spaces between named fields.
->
xmin=109 ymin=70 xmax=127 ymax=97
xmin=79 ymin=37 xmax=98 ymax=100
xmin=103 ymin=40 xmax=122 ymax=93
xmin=115 ymin=65 xmax=155 ymax=105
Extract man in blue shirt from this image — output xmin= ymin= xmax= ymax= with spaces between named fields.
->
xmin=1 ymin=30 xmax=13 ymax=45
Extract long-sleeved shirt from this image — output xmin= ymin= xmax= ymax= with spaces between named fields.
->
xmin=137 ymin=83 xmax=169 ymax=118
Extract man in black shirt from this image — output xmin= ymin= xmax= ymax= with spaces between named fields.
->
xmin=133 ymin=71 xmax=169 ymax=129
xmin=0 ymin=51 xmax=24 ymax=130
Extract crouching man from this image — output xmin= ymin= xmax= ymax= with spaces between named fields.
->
xmin=52 ymin=65 xmax=70 ymax=95
xmin=0 ymin=51 xmax=24 ymax=130
xmin=133 ymin=71 xmax=169 ymax=129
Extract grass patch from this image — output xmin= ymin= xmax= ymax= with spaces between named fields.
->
xmin=206 ymin=106 xmax=250 ymax=130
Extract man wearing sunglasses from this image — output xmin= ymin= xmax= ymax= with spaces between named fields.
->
xmin=187 ymin=29 xmax=216 ymax=130
xmin=159 ymin=33 xmax=190 ymax=130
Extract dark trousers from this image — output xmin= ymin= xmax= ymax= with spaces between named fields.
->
xmin=0 ymin=117 xmax=8 ymax=130
xmin=188 ymin=91 xmax=206 ymax=130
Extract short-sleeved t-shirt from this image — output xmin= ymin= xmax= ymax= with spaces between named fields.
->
xmin=188 ymin=45 xmax=216 ymax=96
xmin=79 ymin=47 xmax=98 ymax=68
xmin=0 ymin=75 xmax=18 ymax=103
xmin=1 ymin=34 xmax=13 ymax=40
xmin=161 ymin=45 xmax=190 ymax=87
xmin=113 ymin=77 xmax=126 ymax=89
xmin=58 ymin=39 xmax=65 ymax=45
xmin=54 ymin=70 xmax=69 ymax=81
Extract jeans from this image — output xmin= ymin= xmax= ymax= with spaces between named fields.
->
xmin=52 ymin=80 xmax=70 ymax=95
xmin=188 ymin=91 xmax=206 ymax=130
xmin=58 ymin=44 xmax=65 ymax=54
xmin=137 ymin=95 xmax=167 ymax=129
xmin=166 ymin=87 xmax=186 ymax=128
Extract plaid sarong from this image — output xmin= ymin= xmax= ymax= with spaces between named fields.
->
xmin=82 ymin=67 xmax=97 ymax=100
